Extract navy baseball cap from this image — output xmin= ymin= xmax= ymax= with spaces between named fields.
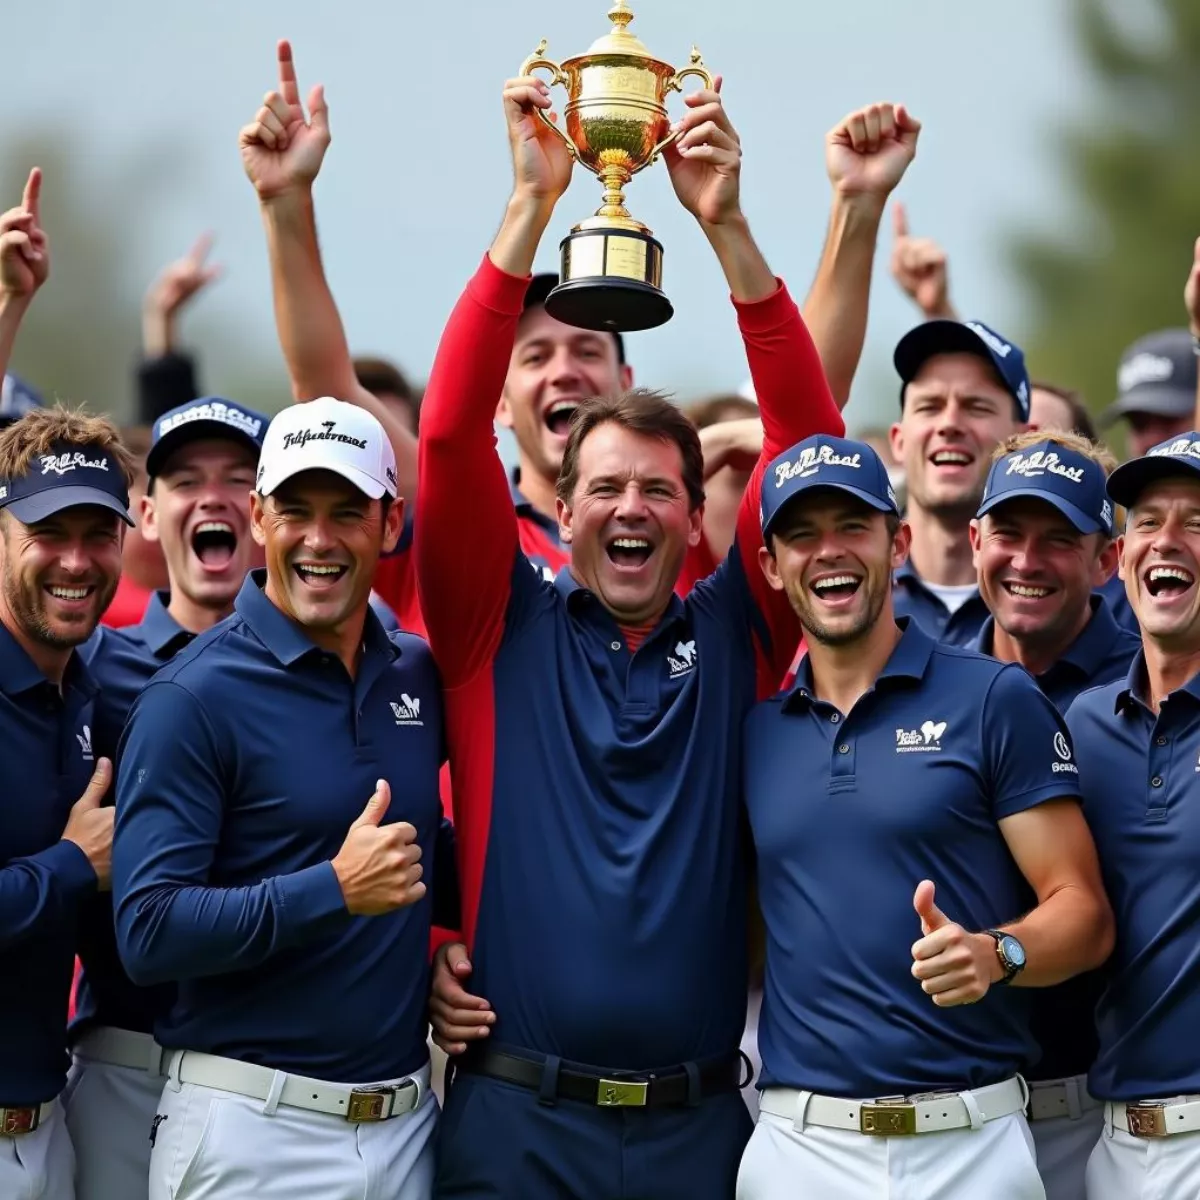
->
xmin=1107 ymin=432 xmax=1200 ymax=508
xmin=977 ymin=440 xmax=1114 ymax=537
xmin=0 ymin=442 xmax=132 ymax=526
xmin=524 ymin=273 xmax=626 ymax=365
xmin=0 ymin=373 xmax=44 ymax=428
xmin=761 ymin=435 xmax=898 ymax=540
xmin=1100 ymin=329 xmax=1198 ymax=427
xmin=894 ymin=319 xmax=1031 ymax=421
xmin=146 ymin=397 xmax=270 ymax=480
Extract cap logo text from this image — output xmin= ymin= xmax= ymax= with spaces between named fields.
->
xmin=159 ymin=401 xmax=262 ymax=440
xmin=1119 ymin=352 xmax=1174 ymax=393
xmin=775 ymin=445 xmax=861 ymax=486
xmin=1150 ymin=439 xmax=1200 ymax=462
xmin=39 ymin=452 xmax=109 ymax=477
xmin=1004 ymin=450 xmax=1085 ymax=484
xmin=282 ymin=420 xmax=368 ymax=452
xmin=965 ymin=322 xmax=1013 ymax=358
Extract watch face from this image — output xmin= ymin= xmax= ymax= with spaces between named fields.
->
xmin=1000 ymin=935 xmax=1026 ymax=969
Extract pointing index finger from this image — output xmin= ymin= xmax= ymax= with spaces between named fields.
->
xmin=277 ymin=39 xmax=302 ymax=112
xmin=892 ymin=201 xmax=909 ymax=240
xmin=22 ymin=168 xmax=42 ymax=222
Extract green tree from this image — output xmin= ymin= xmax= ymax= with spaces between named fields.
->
xmin=1011 ymin=0 xmax=1200 ymax=432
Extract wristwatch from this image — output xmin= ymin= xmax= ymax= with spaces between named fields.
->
xmin=984 ymin=930 xmax=1026 ymax=985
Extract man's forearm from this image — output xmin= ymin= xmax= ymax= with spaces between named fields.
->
xmin=261 ymin=191 xmax=418 ymax=500
xmin=0 ymin=293 xmax=31 ymax=382
xmin=701 ymin=215 xmax=776 ymax=304
xmin=490 ymin=195 xmax=554 ymax=280
xmin=994 ymin=883 xmax=1114 ymax=987
xmin=801 ymin=191 xmax=886 ymax=411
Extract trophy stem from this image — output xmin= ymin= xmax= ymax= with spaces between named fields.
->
xmin=596 ymin=165 xmax=633 ymax=220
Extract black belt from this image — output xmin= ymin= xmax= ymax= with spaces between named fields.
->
xmin=456 ymin=1045 xmax=748 ymax=1109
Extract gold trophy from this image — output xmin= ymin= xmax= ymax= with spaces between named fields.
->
xmin=521 ymin=1 xmax=713 ymax=332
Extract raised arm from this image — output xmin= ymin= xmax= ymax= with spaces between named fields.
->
xmin=890 ymin=201 xmax=957 ymax=321
xmin=415 ymin=73 xmax=572 ymax=686
xmin=802 ymin=103 xmax=922 ymax=408
xmin=0 ymin=168 xmax=47 ymax=384
xmin=240 ymin=41 xmax=418 ymax=502
xmin=114 ymin=684 xmax=351 ymax=985
xmin=1186 ymin=237 xmax=1200 ymax=430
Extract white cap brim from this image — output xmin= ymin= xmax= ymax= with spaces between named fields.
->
xmin=258 ymin=458 xmax=389 ymax=500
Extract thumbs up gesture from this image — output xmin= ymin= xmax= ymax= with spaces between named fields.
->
xmin=910 ymin=880 xmax=1002 ymax=1007
xmin=331 ymin=780 xmax=426 ymax=916
xmin=62 ymin=758 xmax=115 ymax=890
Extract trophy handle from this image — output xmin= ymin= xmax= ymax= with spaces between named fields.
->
xmin=637 ymin=48 xmax=716 ymax=172
xmin=520 ymin=41 xmax=583 ymax=163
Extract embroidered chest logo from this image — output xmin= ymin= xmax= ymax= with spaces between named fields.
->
xmin=1052 ymin=731 xmax=1079 ymax=775
xmin=390 ymin=694 xmax=423 ymax=726
xmin=896 ymin=719 xmax=946 ymax=753
xmin=667 ymin=640 xmax=697 ymax=678
xmin=76 ymin=724 xmax=93 ymax=761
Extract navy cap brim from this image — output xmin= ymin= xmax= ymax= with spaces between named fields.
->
xmin=1107 ymin=455 xmax=1200 ymax=509
xmin=763 ymin=482 xmax=896 ymax=540
xmin=977 ymin=487 xmax=1107 ymax=536
xmin=5 ymin=486 xmax=133 ymax=526
xmin=146 ymin=419 xmax=263 ymax=479
xmin=1100 ymin=387 xmax=1195 ymax=427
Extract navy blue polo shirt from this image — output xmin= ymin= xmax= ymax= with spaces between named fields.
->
xmin=0 ymin=622 xmax=100 ymax=1105
xmin=974 ymin=598 xmax=1137 ymax=1082
xmin=745 ymin=620 xmax=1081 ymax=1096
xmin=1068 ymin=657 xmax=1200 ymax=1100
xmin=72 ymin=592 xmax=195 ymax=1039
xmin=893 ymin=560 xmax=990 ymax=646
xmin=113 ymin=572 xmax=445 ymax=1083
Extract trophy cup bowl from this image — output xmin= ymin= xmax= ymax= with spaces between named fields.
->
xmin=521 ymin=1 xmax=713 ymax=332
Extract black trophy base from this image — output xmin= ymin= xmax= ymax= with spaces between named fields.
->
xmin=545 ymin=227 xmax=673 ymax=333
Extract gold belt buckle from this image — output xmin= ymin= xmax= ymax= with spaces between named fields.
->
xmin=596 ymin=1079 xmax=649 ymax=1107
xmin=346 ymin=1086 xmax=395 ymax=1122
xmin=860 ymin=1097 xmax=917 ymax=1136
xmin=1127 ymin=1103 xmax=1167 ymax=1138
xmin=0 ymin=1106 xmax=40 ymax=1136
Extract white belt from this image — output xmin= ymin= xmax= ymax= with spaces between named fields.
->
xmin=1108 ymin=1096 xmax=1200 ymax=1139
xmin=167 ymin=1050 xmax=428 ymax=1123
xmin=760 ymin=1076 xmax=1029 ymax=1136
xmin=1027 ymin=1075 xmax=1102 ymax=1121
xmin=0 ymin=1099 xmax=55 ymax=1137
xmin=72 ymin=1027 xmax=167 ymax=1075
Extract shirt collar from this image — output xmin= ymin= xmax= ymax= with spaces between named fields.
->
xmin=782 ymin=617 xmax=934 ymax=711
xmin=510 ymin=468 xmax=563 ymax=541
xmin=139 ymin=591 xmax=198 ymax=658
xmin=1115 ymin=648 xmax=1200 ymax=714
xmin=553 ymin=566 xmax=687 ymax=631
xmin=234 ymin=569 xmax=396 ymax=669
xmin=976 ymin=596 xmax=1120 ymax=681
xmin=0 ymin=617 xmax=94 ymax=698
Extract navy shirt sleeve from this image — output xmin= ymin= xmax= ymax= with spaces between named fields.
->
xmin=431 ymin=816 xmax=460 ymax=931
xmin=983 ymin=664 xmax=1082 ymax=819
xmin=113 ymin=680 xmax=351 ymax=986
xmin=0 ymin=839 xmax=96 ymax=951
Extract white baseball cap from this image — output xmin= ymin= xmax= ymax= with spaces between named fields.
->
xmin=255 ymin=397 xmax=397 ymax=500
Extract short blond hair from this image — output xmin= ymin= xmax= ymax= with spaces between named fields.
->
xmin=993 ymin=429 xmax=1117 ymax=476
xmin=0 ymin=407 xmax=136 ymax=487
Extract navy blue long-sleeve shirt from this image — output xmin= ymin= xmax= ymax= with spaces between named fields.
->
xmin=0 ymin=623 xmax=100 ymax=1104
xmin=113 ymin=573 xmax=445 ymax=1082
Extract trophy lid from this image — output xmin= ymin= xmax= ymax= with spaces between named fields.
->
xmin=585 ymin=0 xmax=654 ymax=58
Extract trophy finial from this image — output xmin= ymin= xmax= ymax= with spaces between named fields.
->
xmin=607 ymin=0 xmax=635 ymax=35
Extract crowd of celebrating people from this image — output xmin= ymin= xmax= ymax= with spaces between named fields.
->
xmin=4 ymin=31 xmax=1200 ymax=1200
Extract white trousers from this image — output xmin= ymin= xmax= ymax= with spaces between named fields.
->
xmin=148 ymin=1065 xmax=437 ymax=1200
xmin=737 ymin=1106 xmax=1044 ymax=1199
xmin=1086 ymin=1114 xmax=1200 ymax=1199
xmin=740 ymin=987 xmax=763 ymax=1119
xmin=64 ymin=1055 xmax=163 ymax=1200
xmin=0 ymin=1100 xmax=75 ymax=1200
xmin=1027 ymin=1076 xmax=1102 ymax=1200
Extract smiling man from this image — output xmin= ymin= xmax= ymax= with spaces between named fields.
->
xmin=1067 ymin=434 xmax=1200 ymax=1198
xmin=890 ymin=319 xmax=1031 ymax=645
xmin=112 ymin=398 xmax=446 ymax=1200
xmin=67 ymin=395 xmax=268 ymax=1200
xmin=738 ymin=434 xmax=1113 ymax=1200
xmin=969 ymin=432 xmax=1138 ymax=1200
xmin=417 ymin=69 xmax=842 ymax=1200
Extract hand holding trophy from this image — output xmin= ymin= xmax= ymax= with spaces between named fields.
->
xmin=521 ymin=0 xmax=713 ymax=332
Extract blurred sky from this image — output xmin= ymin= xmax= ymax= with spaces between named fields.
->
xmin=3 ymin=0 xmax=1088 ymax=435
